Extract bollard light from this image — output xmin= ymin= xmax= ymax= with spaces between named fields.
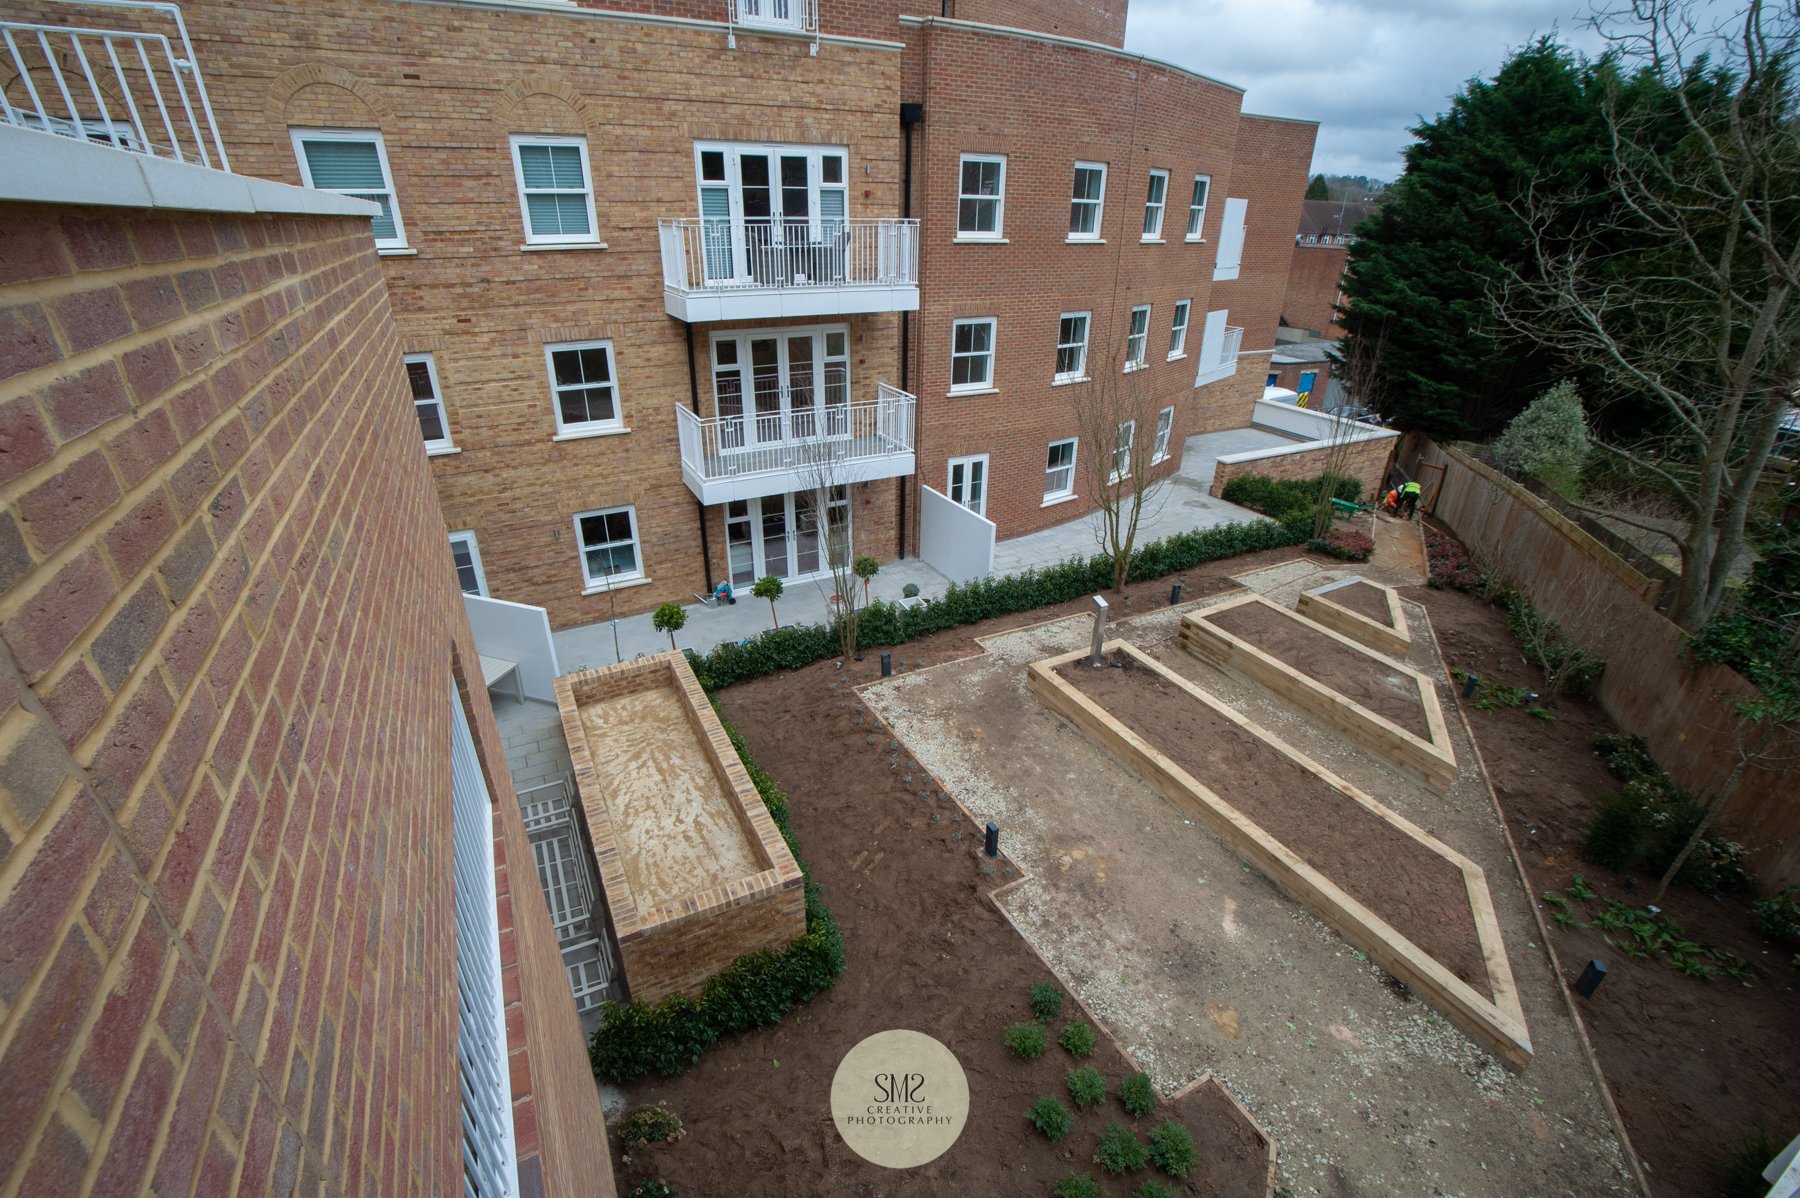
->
xmin=1574 ymin=959 xmax=1607 ymax=998
xmin=1089 ymin=595 xmax=1110 ymax=665
xmin=1461 ymin=674 xmax=1480 ymax=699
xmin=880 ymin=652 xmax=892 ymax=677
xmin=984 ymin=822 xmax=1000 ymax=859
xmin=1169 ymin=582 xmax=1183 ymax=606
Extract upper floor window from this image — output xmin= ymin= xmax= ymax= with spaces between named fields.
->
xmin=1152 ymin=406 xmax=1175 ymax=464
xmin=510 ymin=135 xmax=599 ymax=245
xmin=1069 ymin=162 xmax=1107 ymax=240
xmin=1111 ymin=419 xmax=1135 ymax=484
xmin=575 ymin=506 xmax=643 ymax=589
xmin=1186 ymin=175 xmax=1210 ymax=240
xmin=693 ymin=141 xmax=848 ymax=282
xmin=405 ymin=352 xmax=453 ymax=452
xmin=733 ymin=0 xmax=813 ymax=32
xmin=1055 ymin=312 xmax=1090 ymax=382
xmin=1142 ymin=170 xmax=1169 ymax=239
xmin=1124 ymin=304 xmax=1150 ymax=371
xmin=957 ymin=153 xmax=1006 ymax=239
xmin=545 ymin=340 xmax=622 ymax=436
xmin=950 ymin=318 xmax=996 ymax=393
xmin=291 ymin=128 xmax=406 ymax=250
xmin=1169 ymin=300 xmax=1191 ymax=359
xmin=449 ymin=530 xmax=487 ymax=596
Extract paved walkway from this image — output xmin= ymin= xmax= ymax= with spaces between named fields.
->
xmin=551 ymin=431 xmax=1275 ymax=672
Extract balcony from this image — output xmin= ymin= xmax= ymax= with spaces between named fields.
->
xmin=675 ymin=383 xmax=916 ymax=505
xmin=728 ymin=0 xmax=816 ymax=37
xmin=1195 ymin=325 xmax=1245 ymax=386
xmin=1 ymin=0 xmax=229 ymax=170
xmin=659 ymin=217 xmax=920 ymax=322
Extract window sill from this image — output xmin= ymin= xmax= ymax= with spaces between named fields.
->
xmin=1108 ymin=474 xmax=1130 ymax=487
xmin=1064 ymin=237 xmax=1106 ymax=245
xmin=1185 ymin=236 xmax=1207 ymax=244
xmin=582 ymin=575 xmax=651 ymax=596
xmin=520 ymin=241 xmax=608 ymax=253
xmin=1167 ymin=352 xmax=1188 ymax=362
xmin=948 ymin=386 xmax=998 ymax=398
xmin=1051 ymin=375 xmax=1090 ymax=387
xmin=1041 ymin=492 xmax=1079 ymax=509
xmin=425 ymin=445 xmax=462 ymax=457
xmin=552 ymin=426 xmax=631 ymax=442
xmin=952 ymin=236 xmax=1009 ymax=245
xmin=1151 ymin=453 xmax=1171 ymax=467
xmin=1140 ymin=237 xmax=1166 ymax=244
xmin=1123 ymin=362 xmax=1148 ymax=374
xmin=377 ymin=247 xmax=418 ymax=257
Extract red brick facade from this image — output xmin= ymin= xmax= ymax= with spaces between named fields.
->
xmin=0 ymin=190 xmax=609 ymax=1195
xmin=1283 ymin=242 xmax=1349 ymax=337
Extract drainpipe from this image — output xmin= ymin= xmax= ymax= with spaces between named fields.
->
xmin=900 ymin=100 xmax=924 ymax=560
xmin=686 ymin=322 xmax=714 ymax=593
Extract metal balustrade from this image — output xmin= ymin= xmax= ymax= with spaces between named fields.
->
xmin=728 ymin=0 xmax=817 ymax=36
xmin=675 ymin=382 xmax=916 ymax=503
xmin=659 ymin=216 xmax=920 ymax=320
xmin=515 ymin=778 xmax=619 ymax=1014
xmin=1 ymin=0 xmax=229 ymax=170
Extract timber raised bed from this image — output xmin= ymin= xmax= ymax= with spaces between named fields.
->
xmin=1028 ymin=642 xmax=1530 ymax=1069
xmin=1296 ymin=576 xmax=1411 ymax=660
xmin=1181 ymin=593 xmax=1455 ymax=792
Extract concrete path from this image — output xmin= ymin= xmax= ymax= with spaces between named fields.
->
xmin=1369 ymin=510 xmax=1428 ymax=586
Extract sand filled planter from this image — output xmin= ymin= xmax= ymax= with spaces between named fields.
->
xmin=556 ymin=651 xmax=805 ymax=1004
xmin=1181 ymin=593 xmax=1456 ymax=792
xmin=1028 ymin=641 xmax=1531 ymax=1068
xmin=1296 ymin=576 xmax=1411 ymax=660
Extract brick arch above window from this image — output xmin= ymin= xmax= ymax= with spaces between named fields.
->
xmin=496 ymin=77 xmax=593 ymax=136
xmin=269 ymin=63 xmax=392 ymax=126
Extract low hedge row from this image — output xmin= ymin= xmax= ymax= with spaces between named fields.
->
xmin=1221 ymin=473 xmax=1361 ymax=520
xmin=687 ymin=513 xmax=1313 ymax=691
xmin=588 ymin=714 xmax=846 ymax=1084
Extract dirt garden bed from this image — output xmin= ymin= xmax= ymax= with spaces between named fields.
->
xmin=1324 ymin=579 xmax=1399 ymax=627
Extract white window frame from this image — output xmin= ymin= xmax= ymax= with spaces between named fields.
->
xmin=404 ymin=352 xmax=453 ymax=453
xmin=509 ymin=134 xmax=600 ymax=247
xmin=1168 ymin=300 xmax=1191 ymax=360
xmin=1142 ymin=169 xmax=1169 ymax=240
xmin=1068 ymin=161 xmax=1107 ymax=241
xmin=949 ymin=318 xmax=996 ymax=394
xmin=545 ymin=340 xmax=624 ymax=438
xmin=449 ymin=530 xmax=488 ymax=597
xmin=290 ymin=128 xmax=407 ymax=251
xmin=1152 ymin=406 xmax=1175 ymax=464
xmin=574 ymin=505 xmax=644 ymax=590
xmin=1110 ymin=420 xmax=1135 ymax=485
xmin=956 ymin=153 xmax=1006 ymax=240
xmin=1044 ymin=438 xmax=1077 ymax=503
xmin=1186 ymin=175 xmax=1211 ymax=241
xmin=947 ymin=453 xmax=989 ymax=516
xmin=1124 ymin=304 xmax=1151 ymax=372
xmin=1054 ymin=311 xmax=1090 ymax=383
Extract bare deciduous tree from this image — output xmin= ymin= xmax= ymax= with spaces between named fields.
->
xmin=1497 ymin=0 xmax=1800 ymax=631
xmin=1069 ymin=325 xmax=1176 ymax=590
xmin=797 ymin=438 xmax=863 ymax=660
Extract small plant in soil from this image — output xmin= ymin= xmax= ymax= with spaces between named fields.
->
xmin=1066 ymin=1065 xmax=1106 ymax=1110
xmin=1526 ymin=705 xmax=1556 ymax=721
xmin=1119 ymin=1072 xmax=1156 ymax=1117
xmin=1147 ymin=1119 xmax=1197 ymax=1179
xmin=618 ymin=1103 xmax=685 ymax=1162
xmin=1005 ymin=1021 xmax=1047 ymax=1059
xmin=1030 ymin=980 xmax=1065 ymax=1022
xmin=1053 ymin=1173 xmax=1103 ymax=1198
xmin=627 ymin=1183 xmax=677 ymax=1198
xmin=1094 ymin=1122 xmax=1150 ymax=1175
xmin=1026 ymin=1095 xmax=1075 ymax=1142
xmin=1131 ymin=1183 xmax=1174 ymax=1198
xmin=1568 ymin=874 xmax=1596 ymax=901
xmin=1753 ymin=887 xmax=1800 ymax=944
xmin=1058 ymin=1019 xmax=1096 ymax=1058
xmin=1588 ymin=900 xmax=1754 ymax=983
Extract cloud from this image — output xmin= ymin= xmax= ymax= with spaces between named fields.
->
xmin=1123 ymin=0 xmax=1611 ymax=179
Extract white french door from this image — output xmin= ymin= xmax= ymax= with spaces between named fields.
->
xmin=726 ymin=487 xmax=851 ymax=584
xmin=696 ymin=142 xmax=848 ymax=286
xmin=711 ymin=326 xmax=850 ymax=451
xmin=948 ymin=454 xmax=988 ymax=517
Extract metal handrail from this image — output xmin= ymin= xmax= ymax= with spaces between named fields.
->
xmin=1 ymin=0 xmax=228 ymax=170
xmin=675 ymin=383 xmax=916 ymax=482
xmin=660 ymin=216 xmax=919 ymax=294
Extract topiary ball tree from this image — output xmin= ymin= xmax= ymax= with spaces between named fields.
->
xmin=853 ymin=555 xmax=880 ymax=604
xmin=651 ymin=601 xmax=687 ymax=651
xmin=751 ymin=574 xmax=783 ymax=630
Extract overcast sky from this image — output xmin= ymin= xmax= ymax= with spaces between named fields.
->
xmin=1123 ymin=0 xmax=1618 ymax=180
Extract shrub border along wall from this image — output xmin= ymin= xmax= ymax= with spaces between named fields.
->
xmin=689 ymin=513 xmax=1314 ymax=691
xmin=588 ymin=712 xmax=845 ymax=1084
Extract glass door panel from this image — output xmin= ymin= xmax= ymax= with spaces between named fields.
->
xmin=750 ymin=337 xmax=782 ymax=447
xmin=760 ymin=499 xmax=791 ymax=579
xmin=726 ymin=500 xmax=756 ymax=585
xmin=793 ymin=490 xmax=821 ymax=576
xmin=786 ymin=334 xmax=815 ymax=440
xmin=713 ymin=339 xmax=745 ymax=449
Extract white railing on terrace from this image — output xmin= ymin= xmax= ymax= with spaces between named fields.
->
xmin=728 ymin=0 xmax=817 ymax=36
xmin=676 ymin=382 xmax=915 ymax=482
xmin=1 ymin=0 xmax=228 ymax=170
xmin=660 ymin=217 xmax=919 ymax=295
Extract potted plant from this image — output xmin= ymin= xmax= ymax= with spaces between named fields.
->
xmin=651 ymin=601 xmax=686 ymax=651
xmin=853 ymin=555 xmax=880 ymax=605
xmin=752 ymin=574 xmax=783 ymax=630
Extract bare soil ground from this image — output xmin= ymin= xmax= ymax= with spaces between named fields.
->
xmin=1327 ymin=580 xmax=1397 ymax=628
xmin=1411 ymin=578 xmax=1800 ymax=1198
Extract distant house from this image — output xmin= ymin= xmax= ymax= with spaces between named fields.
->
xmin=1264 ymin=340 xmax=1348 ymax=413
xmin=1282 ymin=199 xmax=1382 ymax=339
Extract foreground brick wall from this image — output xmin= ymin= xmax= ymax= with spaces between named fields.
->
xmin=1208 ymin=433 xmax=1397 ymax=502
xmin=0 ymin=199 xmax=608 ymax=1195
xmin=1212 ymin=114 xmax=1318 ymax=356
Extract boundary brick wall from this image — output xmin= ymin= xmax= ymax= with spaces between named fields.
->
xmin=1208 ymin=433 xmax=1396 ymax=503
xmin=0 ymin=197 xmax=609 ymax=1195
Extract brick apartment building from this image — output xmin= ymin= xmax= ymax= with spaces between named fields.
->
xmin=154 ymin=0 xmax=1317 ymax=628
xmin=1281 ymin=197 xmax=1378 ymax=339
xmin=0 ymin=51 xmax=611 ymax=1198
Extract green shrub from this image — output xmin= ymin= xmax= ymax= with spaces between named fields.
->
xmin=1580 ymin=736 xmax=1751 ymax=894
xmin=1066 ymin=1065 xmax=1106 ymax=1110
xmin=1053 ymin=1173 xmax=1103 ymax=1198
xmin=1026 ymin=1095 xmax=1075 ymax=1141
xmin=1006 ymin=1021 xmax=1047 ymax=1059
xmin=1119 ymin=1072 xmax=1156 ymax=1117
xmin=619 ymin=1103 xmax=685 ymax=1153
xmin=1094 ymin=1122 xmax=1150 ymax=1174
xmin=1223 ymin=472 xmax=1361 ymax=520
xmin=1753 ymin=888 xmax=1800 ymax=944
xmin=627 ymin=1183 xmax=677 ymax=1198
xmin=590 ymin=715 xmax=844 ymax=1083
xmin=1311 ymin=528 xmax=1374 ymax=561
xmin=1059 ymin=1020 xmax=1096 ymax=1058
xmin=1583 ymin=792 xmax=1646 ymax=869
xmin=1132 ymin=1183 xmax=1175 ymax=1198
xmin=1147 ymin=1120 xmax=1197 ymax=1178
xmin=1493 ymin=380 xmax=1589 ymax=498
xmin=1030 ymin=980 xmax=1064 ymax=1022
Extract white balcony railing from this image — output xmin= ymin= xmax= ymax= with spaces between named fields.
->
xmin=1223 ymin=324 xmax=1245 ymax=361
xmin=729 ymin=0 xmax=817 ymax=36
xmin=1 ymin=0 xmax=229 ymax=170
xmin=1196 ymin=326 xmax=1246 ymax=387
xmin=659 ymin=216 xmax=920 ymax=321
xmin=676 ymin=383 xmax=917 ymax=504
